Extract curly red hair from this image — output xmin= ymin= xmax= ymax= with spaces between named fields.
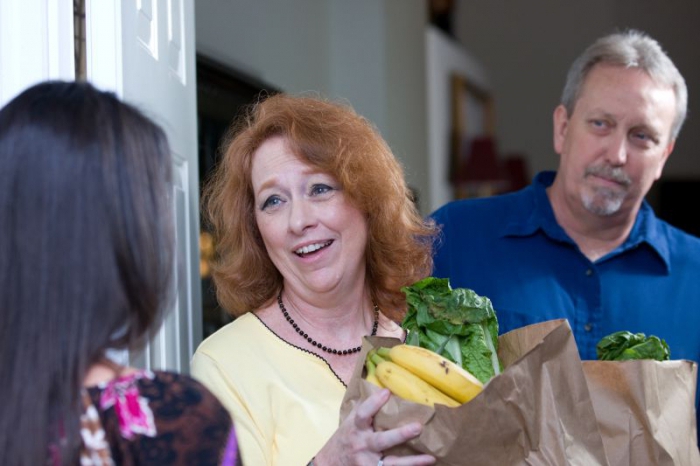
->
xmin=203 ymin=93 xmax=436 ymax=322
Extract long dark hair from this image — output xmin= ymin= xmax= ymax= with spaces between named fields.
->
xmin=0 ymin=81 xmax=174 ymax=465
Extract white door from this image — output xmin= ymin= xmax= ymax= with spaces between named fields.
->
xmin=0 ymin=0 xmax=75 ymax=105
xmin=86 ymin=0 xmax=202 ymax=374
xmin=0 ymin=0 xmax=202 ymax=375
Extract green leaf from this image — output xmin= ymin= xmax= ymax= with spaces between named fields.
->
xmin=596 ymin=330 xmax=670 ymax=361
xmin=400 ymin=277 xmax=502 ymax=383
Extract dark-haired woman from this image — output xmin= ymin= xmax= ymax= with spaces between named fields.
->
xmin=0 ymin=81 xmax=241 ymax=466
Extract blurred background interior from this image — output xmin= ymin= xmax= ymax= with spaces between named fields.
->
xmin=194 ymin=0 xmax=700 ymax=337
xmin=8 ymin=0 xmax=697 ymax=373
xmin=40 ymin=0 xmax=700 ymax=344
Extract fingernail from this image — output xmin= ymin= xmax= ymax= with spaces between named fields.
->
xmin=408 ymin=423 xmax=421 ymax=436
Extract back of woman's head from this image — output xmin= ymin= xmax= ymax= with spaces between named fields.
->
xmin=0 ymin=80 xmax=174 ymax=464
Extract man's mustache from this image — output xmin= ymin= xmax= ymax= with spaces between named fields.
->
xmin=584 ymin=165 xmax=631 ymax=187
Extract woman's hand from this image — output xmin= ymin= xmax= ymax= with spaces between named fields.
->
xmin=312 ymin=388 xmax=435 ymax=466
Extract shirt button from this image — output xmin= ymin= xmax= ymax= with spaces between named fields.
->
xmin=585 ymin=269 xmax=593 ymax=276
xmin=584 ymin=323 xmax=593 ymax=332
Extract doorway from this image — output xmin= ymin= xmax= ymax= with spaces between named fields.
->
xmin=196 ymin=55 xmax=279 ymax=337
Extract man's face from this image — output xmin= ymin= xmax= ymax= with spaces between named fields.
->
xmin=553 ymin=64 xmax=677 ymax=217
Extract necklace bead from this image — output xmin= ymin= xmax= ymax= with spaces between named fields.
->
xmin=277 ymin=292 xmax=379 ymax=355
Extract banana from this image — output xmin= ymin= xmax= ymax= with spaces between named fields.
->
xmin=364 ymin=350 xmax=383 ymax=388
xmin=377 ymin=345 xmax=483 ymax=404
xmin=370 ymin=353 xmax=460 ymax=408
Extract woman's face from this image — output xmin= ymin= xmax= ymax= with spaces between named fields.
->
xmin=251 ymin=135 xmax=369 ymax=296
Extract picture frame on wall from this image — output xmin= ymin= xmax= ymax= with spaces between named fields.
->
xmin=449 ymin=73 xmax=506 ymax=199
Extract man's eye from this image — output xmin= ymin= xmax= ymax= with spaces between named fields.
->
xmin=311 ymin=184 xmax=333 ymax=196
xmin=261 ymin=195 xmax=282 ymax=210
xmin=631 ymin=131 xmax=658 ymax=145
xmin=591 ymin=119 xmax=607 ymax=128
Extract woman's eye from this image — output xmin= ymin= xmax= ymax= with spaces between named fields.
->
xmin=311 ymin=184 xmax=333 ymax=196
xmin=261 ymin=195 xmax=282 ymax=210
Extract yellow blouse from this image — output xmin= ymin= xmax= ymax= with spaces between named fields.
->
xmin=191 ymin=312 xmax=347 ymax=466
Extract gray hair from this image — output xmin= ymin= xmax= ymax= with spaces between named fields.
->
xmin=561 ymin=29 xmax=687 ymax=139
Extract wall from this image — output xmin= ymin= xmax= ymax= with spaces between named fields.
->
xmin=328 ymin=1 xmax=429 ymax=211
xmin=195 ymin=0 xmax=330 ymax=93
xmin=195 ymin=1 xmax=700 ymax=215
xmin=383 ymin=0 xmax=430 ymax=209
xmin=453 ymin=0 xmax=700 ymax=181
xmin=195 ymin=0 xmax=430 ymax=212
xmin=425 ymin=26 xmax=490 ymax=212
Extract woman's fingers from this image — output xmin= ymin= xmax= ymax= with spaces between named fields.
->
xmin=343 ymin=389 xmax=436 ymax=465
xmin=369 ymin=422 xmax=422 ymax=452
xmin=379 ymin=454 xmax=436 ymax=466
xmin=353 ymin=388 xmax=391 ymax=429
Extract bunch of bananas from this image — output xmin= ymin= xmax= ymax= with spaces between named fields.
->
xmin=365 ymin=344 xmax=483 ymax=408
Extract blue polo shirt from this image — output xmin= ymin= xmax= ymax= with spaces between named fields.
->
xmin=431 ymin=171 xmax=700 ymax=432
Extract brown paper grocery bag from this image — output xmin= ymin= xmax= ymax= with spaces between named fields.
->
xmin=341 ymin=319 xmax=610 ymax=466
xmin=582 ymin=359 xmax=700 ymax=466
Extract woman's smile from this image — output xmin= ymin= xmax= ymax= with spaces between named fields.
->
xmin=294 ymin=240 xmax=334 ymax=257
xmin=251 ymin=135 xmax=369 ymax=294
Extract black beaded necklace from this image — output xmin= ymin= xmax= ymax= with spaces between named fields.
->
xmin=277 ymin=292 xmax=379 ymax=355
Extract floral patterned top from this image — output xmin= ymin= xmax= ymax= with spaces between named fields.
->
xmin=74 ymin=369 xmax=240 ymax=466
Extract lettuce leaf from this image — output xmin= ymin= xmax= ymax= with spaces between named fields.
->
xmin=596 ymin=330 xmax=670 ymax=361
xmin=401 ymin=277 xmax=502 ymax=383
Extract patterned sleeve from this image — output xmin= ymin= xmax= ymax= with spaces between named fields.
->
xmin=88 ymin=369 xmax=240 ymax=466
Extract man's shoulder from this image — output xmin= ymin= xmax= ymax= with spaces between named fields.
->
xmin=433 ymin=189 xmax=529 ymax=213
xmin=641 ymin=210 xmax=700 ymax=269
xmin=431 ymin=189 xmax=531 ymax=224
xmin=658 ymin=219 xmax=700 ymax=251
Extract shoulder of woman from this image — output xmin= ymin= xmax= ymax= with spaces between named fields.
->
xmin=195 ymin=313 xmax=262 ymax=353
xmin=87 ymin=369 xmax=233 ymax=454
xmin=129 ymin=370 xmax=235 ymax=462
xmin=148 ymin=370 xmax=234 ymax=422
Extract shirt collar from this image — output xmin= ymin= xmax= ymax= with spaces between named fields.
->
xmin=502 ymin=171 xmax=571 ymax=242
xmin=627 ymin=202 xmax=671 ymax=269
xmin=502 ymin=171 xmax=670 ymax=269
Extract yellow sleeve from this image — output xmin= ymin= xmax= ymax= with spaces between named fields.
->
xmin=191 ymin=349 xmax=272 ymax=466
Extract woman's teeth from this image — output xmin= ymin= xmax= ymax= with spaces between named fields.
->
xmin=295 ymin=240 xmax=332 ymax=256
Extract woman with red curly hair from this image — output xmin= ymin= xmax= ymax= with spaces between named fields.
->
xmin=192 ymin=93 xmax=437 ymax=466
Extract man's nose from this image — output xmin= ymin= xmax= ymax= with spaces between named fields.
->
xmin=606 ymin=134 xmax=627 ymax=166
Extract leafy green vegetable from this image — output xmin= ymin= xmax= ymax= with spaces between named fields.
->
xmin=400 ymin=277 xmax=502 ymax=384
xmin=596 ymin=330 xmax=670 ymax=361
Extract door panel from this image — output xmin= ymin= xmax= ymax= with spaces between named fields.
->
xmin=0 ymin=0 xmax=200 ymax=374
xmin=0 ymin=0 xmax=74 ymax=106
xmin=87 ymin=0 xmax=201 ymax=374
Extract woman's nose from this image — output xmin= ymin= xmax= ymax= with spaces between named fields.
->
xmin=288 ymin=199 xmax=316 ymax=234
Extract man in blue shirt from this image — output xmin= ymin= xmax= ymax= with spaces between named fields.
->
xmin=431 ymin=29 xmax=700 ymax=441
